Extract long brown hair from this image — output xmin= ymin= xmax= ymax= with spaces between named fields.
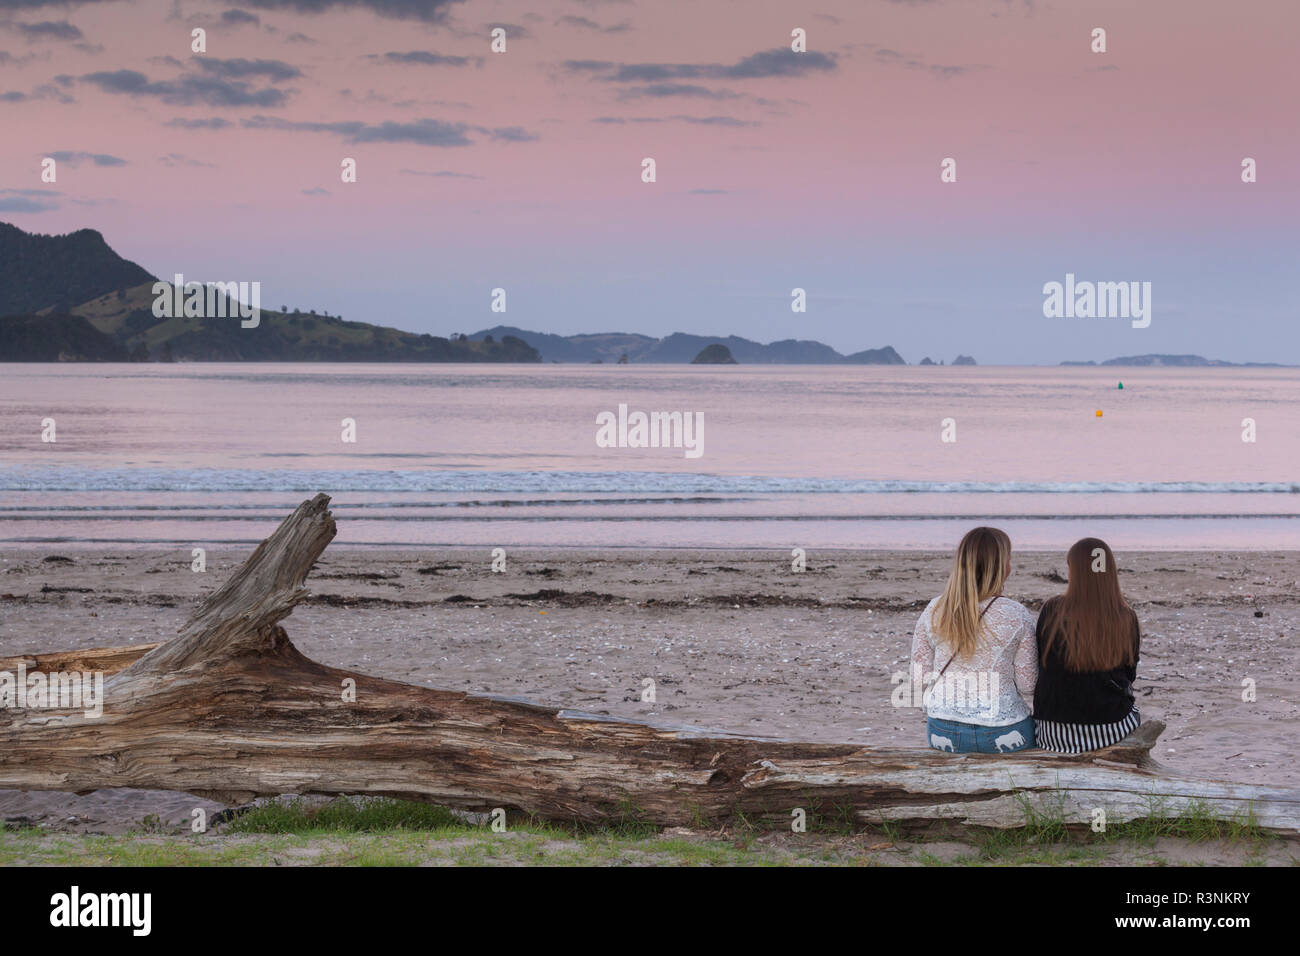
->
xmin=930 ymin=527 xmax=1011 ymax=660
xmin=1038 ymin=537 xmax=1137 ymax=671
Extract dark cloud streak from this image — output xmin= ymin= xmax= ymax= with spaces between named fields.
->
xmin=237 ymin=0 xmax=464 ymax=23
xmin=10 ymin=19 xmax=83 ymax=41
xmin=80 ymin=69 xmax=291 ymax=107
xmin=46 ymin=149 xmax=126 ymax=166
xmin=367 ymin=50 xmax=481 ymax=67
xmin=193 ymin=57 xmax=301 ymax=81
xmin=220 ymin=9 xmax=261 ymax=26
xmin=567 ymin=48 xmax=837 ymax=84
xmin=242 ymin=114 xmax=538 ymax=146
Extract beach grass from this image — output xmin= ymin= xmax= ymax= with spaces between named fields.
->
xmin=1 ymin=796 xmax=1292 ymax=867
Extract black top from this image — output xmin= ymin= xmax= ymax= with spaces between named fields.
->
xmin=1032 ymin=598 xmax=1140 ymax=724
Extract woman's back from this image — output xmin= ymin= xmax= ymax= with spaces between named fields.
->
xmin=1033 ymin=594 xmax=1140 ymax=724
xmin=912 ymin=595 xmax=1038 ymax=726
xmin=1032 ymin=537 xmax=1143 ymax=753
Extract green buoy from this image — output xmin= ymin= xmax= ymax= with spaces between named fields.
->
xmin=1117 ymin=382 xmax=1124 ymax=389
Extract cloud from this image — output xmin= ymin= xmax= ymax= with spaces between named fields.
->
xmin=400 ymin=168 xmax=482 ymax=179
xmin=0 ymin=47 xmax=41 ymax=66
xmin=367 ymin=50 xmax=481 ymax=67
xmin=725 ymin=49 xmax=836 ymax=79
xmin=10 ymin=20 xmax=82 ymax=41
xmin=243 ymin=115 xmax=473 ymax=146
xmin=592 ymin=114 xmax=756 ymax=127
xmin=302 ymin=186 xmax=329 ymax=195
xmin=242 ymin=114 xmax=537 ymax=146
xmin=235 ymin=0 xmax=465 ymax=23
xmin=31 ymin=80 xmax=73 ymax=101
xmin=568 ymin=48 xmax=837 ymax=84
xmin=46 ymin=149 xmax=126 ymax=166
xmin=2 ymin=78 xmax=74 ymax=101
xmin=565 ymin=48 xmax=836 ymax=100
xmin=159 ymin=152 xmax=215 ymax=167
xmin=564 ymin=59 xmax=615 ymax=72
xmin=554 ymin=15 xmax=629 ymax=33
xmin=164 ymin=116 xmax=232 ymax=128
xmin=80 ymin=69 xmax=291 ymax=107
xmin=669 ymin=114 xmax=754 ymax=126
xmin=193 ymin=57 xmax=301 ymax=81
xmin=618 ymin=83 xmax=739 ymax=100
xmin=483 ymin=21 xmax=530 ymax=39
xmin=220 ymin=9 xmax=261 ymax=26
xmin=0 ymin=188 xmax=60 ymax=213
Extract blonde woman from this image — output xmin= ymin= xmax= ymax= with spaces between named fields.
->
xmin=910 ymin=527 xmax=1038 ymax=753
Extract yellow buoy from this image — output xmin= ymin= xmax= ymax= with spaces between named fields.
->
xmin=1096 ymin=410 xmax=1103 ymax=417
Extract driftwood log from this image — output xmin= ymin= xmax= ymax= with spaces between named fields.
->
xmin=2 ymin=494 xmax=1297 ymax=832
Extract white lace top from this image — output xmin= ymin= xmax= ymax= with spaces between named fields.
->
xmin=910 ymin=595 xmax=1038 ymax=726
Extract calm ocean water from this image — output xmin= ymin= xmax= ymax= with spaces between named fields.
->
xmin=0 ymin=363 xmax=1296 ymax=550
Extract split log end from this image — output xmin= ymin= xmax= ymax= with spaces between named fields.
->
xmin=117 ymin=494 xmax=336 ymax=678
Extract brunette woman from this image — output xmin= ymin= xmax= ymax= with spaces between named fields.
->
xmin=1033 ymin=537 xmax=1141 ymax=753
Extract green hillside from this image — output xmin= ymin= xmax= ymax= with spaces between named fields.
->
xmin=0 ymin=222 xmax=540 ymax=363
xmin=56 ymin=282 xmax=539 ymax=362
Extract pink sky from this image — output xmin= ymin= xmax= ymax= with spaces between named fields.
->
xmin=2 ymin=0 xmax=1297 ymax=362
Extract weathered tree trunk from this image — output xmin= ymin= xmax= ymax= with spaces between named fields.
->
xmin=2 ymin=494 xmax=1297 ymax=831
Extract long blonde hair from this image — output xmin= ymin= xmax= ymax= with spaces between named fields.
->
xmin=930 ymin=527 xmax=1011 ymax=659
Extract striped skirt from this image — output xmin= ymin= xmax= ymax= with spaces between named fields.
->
xmin=1035 ymin=706 xmax=1140 ymax=754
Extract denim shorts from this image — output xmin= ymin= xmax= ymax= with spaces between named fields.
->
xmin=926 ymin=714 xmax=1036 ymax=753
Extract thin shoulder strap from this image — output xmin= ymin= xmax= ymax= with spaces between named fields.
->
xmin=935 ymin=596 xmax=1001 ymax=680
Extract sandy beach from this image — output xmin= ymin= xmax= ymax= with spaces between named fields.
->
xmin=1 ymin=546 xmax=1295 ymax=834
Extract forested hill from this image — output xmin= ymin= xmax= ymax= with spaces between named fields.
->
xmin=0 ymin=222 xmax=539 ymax=362
xmin=0 ymin=223 xmax=153 ymax=316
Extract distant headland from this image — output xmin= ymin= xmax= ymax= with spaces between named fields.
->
xmin=0 ymin=223 xmax=1290 ymax=366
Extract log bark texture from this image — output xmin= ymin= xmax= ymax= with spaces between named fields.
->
xmin=2 ymin=494 xmax=1297 ymax=831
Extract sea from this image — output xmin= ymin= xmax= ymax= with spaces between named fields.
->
xmin=0 ymin=363 xmax=1296 ymax=550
